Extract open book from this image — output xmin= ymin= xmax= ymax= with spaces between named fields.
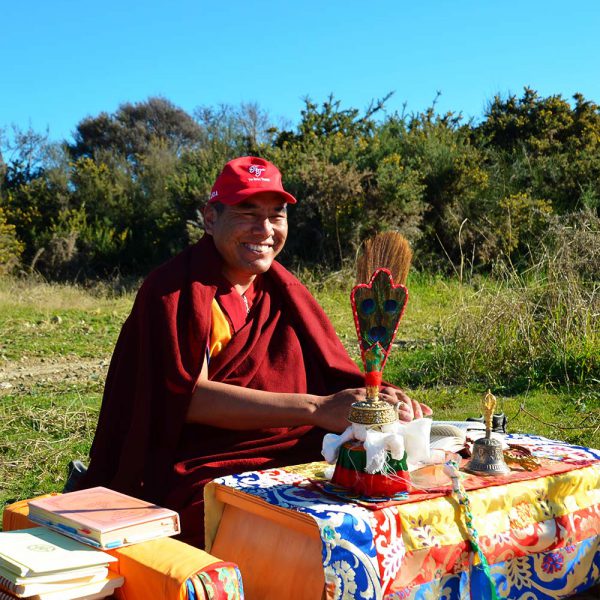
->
xmin=429 ymin=420 xmax=506 ymax=453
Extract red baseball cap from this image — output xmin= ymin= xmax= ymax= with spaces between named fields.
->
xmin=209 ymin=156 xmax=297 ymax=205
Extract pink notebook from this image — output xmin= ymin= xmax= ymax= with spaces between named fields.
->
xmin=28 ymin=487 xmax=180 ymax=549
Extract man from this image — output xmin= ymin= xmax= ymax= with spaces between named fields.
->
xmin=81 ymin=156 xmax=431 ymax=547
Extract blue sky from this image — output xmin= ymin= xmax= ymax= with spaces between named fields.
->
xmin=2 ymin=0 xmax=599 ymax=143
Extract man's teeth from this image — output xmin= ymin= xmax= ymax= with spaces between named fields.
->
xmin=244 ymin=244 xmax=271 ymax=253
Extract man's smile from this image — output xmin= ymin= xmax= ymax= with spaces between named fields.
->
xmin=242 ymin=243 xmax=273 ymax=254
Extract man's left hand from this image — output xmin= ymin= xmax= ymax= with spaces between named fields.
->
xmin=379 ymin=386 xmax=432 ymax=422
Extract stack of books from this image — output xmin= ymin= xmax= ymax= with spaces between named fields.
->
xmin=0 ymin=528 xmax=123 ymax=600
xmin=1 ymin=486 xmax=182 ymax=599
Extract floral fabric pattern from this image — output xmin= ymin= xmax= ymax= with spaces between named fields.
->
xmin=208 ymin=435 xmax=600 ymax=599
xmin=192 ymin=564 xmax=244 ymax=600
xmin=393 ymin=536 xmax=600 ymax=600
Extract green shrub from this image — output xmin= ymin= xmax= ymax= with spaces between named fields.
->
xmin=0 ymin=206 xmax=24 ymax=274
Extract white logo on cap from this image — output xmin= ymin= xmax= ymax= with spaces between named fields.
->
xmin=249 ymin=165 xmax=266 ymax=177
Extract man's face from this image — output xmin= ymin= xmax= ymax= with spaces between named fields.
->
xmin=204 ymin=192 xmax=288 ymax=284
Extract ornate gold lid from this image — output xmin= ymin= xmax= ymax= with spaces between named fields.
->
xmin=348 ymin=398 xmax=398 ymax=426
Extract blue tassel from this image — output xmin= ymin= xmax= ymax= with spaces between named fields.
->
xmin=470 ymin=561 xmax=498 ymax=600
xmin=469 ymin=545 xmax=500 ymax=600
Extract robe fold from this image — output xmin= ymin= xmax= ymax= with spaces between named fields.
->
xmin=81 ymin=234 xmax=363 ymax=547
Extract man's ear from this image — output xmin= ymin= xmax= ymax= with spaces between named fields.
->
xmin=203 ymin=204 xmax=218 ymax=235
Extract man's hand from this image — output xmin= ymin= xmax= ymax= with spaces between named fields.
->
xmin=312 ymin=387 xmax=432 ymax=432
xmin=380 ymin=386 xmax=433 ymax=423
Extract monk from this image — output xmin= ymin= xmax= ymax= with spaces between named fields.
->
xmin=80 ymin=156 xmax=431 ymax=547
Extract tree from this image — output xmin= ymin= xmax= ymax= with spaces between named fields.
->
xmin=70 ymin=97 xmax=203 ymax=163
xmin=1 ymin=126 xmax=52 ymax=186
xmin=0 ymin=206 xmax=23 ymax=274
xmin=477 ymin=88 xmax=600 ymax=214
xmin=275 ymin=93 xmax=391 ymax=161
xmin=269 ymin=96 xmax=389 ymax=266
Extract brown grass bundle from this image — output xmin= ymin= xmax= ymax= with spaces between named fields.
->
xmin=356 ymin=231 xmax=413 ymax=285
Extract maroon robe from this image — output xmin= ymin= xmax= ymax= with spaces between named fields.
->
xmin=80 ymin=235 xmax=363 ymax=547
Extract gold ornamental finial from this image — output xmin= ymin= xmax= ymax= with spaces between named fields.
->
xmin=482 ymin=389 xmax=497 ymax=436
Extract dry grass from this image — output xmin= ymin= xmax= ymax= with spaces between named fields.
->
xmin=431 ymin=212 xmax=600 ymax=390
xmin=0 ymin=276 xmax=135 ymax=312
xmin=1 ymin=392 xmax=100 ymax=504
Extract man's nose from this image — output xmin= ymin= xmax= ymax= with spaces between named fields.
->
xmin=252 ymin=217 xmax=274 ymax=236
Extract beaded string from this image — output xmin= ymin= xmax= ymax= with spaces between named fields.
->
xmin=241 ymin=293 xmax=250 ymax=314
xmin=443 ymin=461 xmax=501 ymax=600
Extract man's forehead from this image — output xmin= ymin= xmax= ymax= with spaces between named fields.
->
xmin=233 ymin=196 xmax=287 ymax=211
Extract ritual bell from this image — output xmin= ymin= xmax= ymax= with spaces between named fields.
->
xmin=464 ymin=390 xmax=511 ymax=476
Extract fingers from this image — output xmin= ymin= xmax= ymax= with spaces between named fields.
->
xmin=394 ymin=392 xmax=415 ymax=422
xmin=378 ymin=389 xmax=399 ymax=404
xmin=380 ymin=388 xmax=433 ymax=422
xmin=409 ymin=398 xmax=421 ymax=419
xmin=397 ymin=400 xmax=414 ymax=422
xmin=420 ymin=402 xmax=433 ymax=416
xmin=380 ymin=386 xmax=403 ymax=404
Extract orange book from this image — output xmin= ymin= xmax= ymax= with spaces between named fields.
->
xmin=28 ymin=487 xmax=180 ymax=550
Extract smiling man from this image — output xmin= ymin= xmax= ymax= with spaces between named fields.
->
xmin=81 ymin=157 xmax=430 ymax=548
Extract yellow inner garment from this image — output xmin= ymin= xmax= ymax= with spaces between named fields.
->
xmin=209 ymin=299 xmax=232 ymax=359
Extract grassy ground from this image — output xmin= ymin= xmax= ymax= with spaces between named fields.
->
xmin=1 ymin=273 xmax=599 ymax=515
xmin=0 ymin=279 xmax=132 ymax=507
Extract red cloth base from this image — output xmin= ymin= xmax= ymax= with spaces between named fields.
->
xmin=332 ymin=464 xmax=411 ymax=496
xmin=331 ymin=442 xmax=411 ymax=496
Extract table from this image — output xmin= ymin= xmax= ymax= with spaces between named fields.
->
xmin=204 ymin=435 xmax=600 ymax=600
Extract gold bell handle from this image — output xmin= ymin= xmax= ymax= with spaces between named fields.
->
xmin=482 ymin=390 xmax=497 ymax=436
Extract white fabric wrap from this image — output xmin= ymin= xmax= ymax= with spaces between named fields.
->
xmin=322 ymin=427 xmax=355 ymax=463
xmin=321 ymin=418 xmax=433 ymax=474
